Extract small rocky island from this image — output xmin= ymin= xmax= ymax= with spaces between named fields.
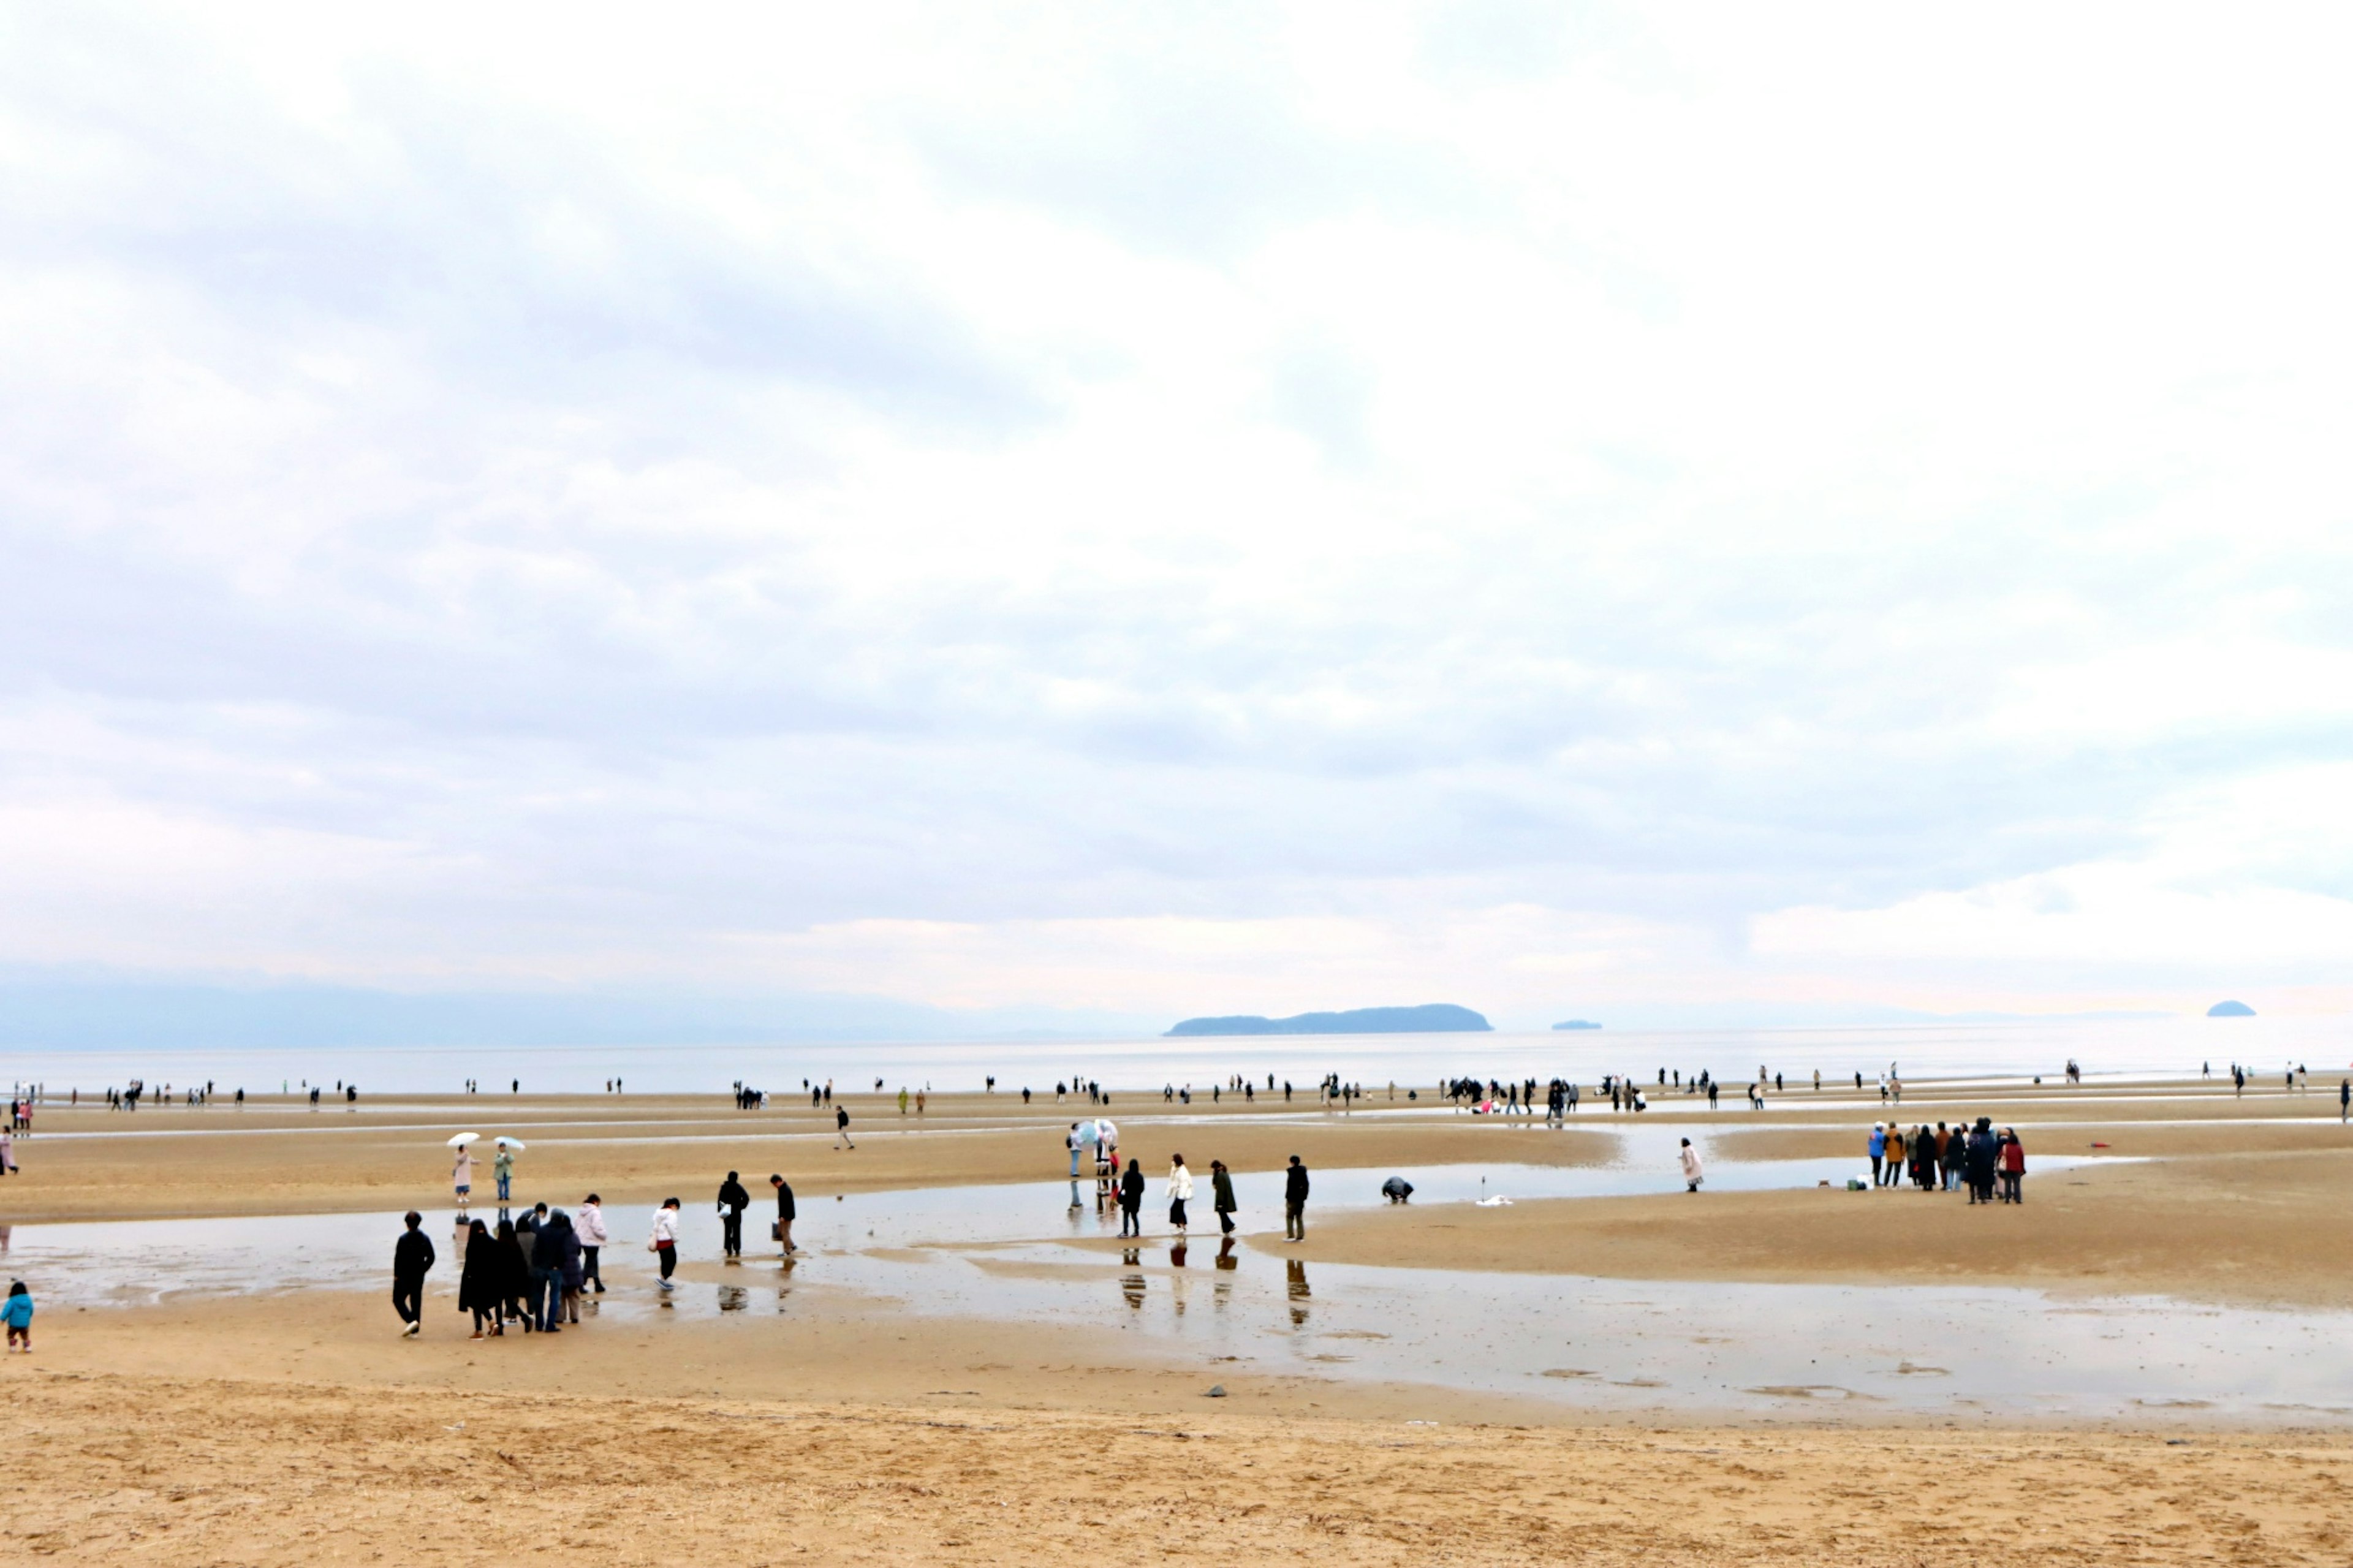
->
xmin=1552 ymin=1019 xmax=1602 ymax=1031
xmin=1165 ymin=1003 xmax=1492 ymax=1037
xmin=2207 ymin=999 xmax=2256 ymax=1017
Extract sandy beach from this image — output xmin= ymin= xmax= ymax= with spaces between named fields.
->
xmin=4 ymin=1074 xmax=2352 ymax=1562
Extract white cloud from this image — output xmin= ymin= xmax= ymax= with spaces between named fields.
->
xmin=2 ymin=2 xmax=2352 ymax=1022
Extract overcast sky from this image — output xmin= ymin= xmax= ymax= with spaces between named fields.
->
xmin=4 ymin=3 xmax=2351 ymax=1033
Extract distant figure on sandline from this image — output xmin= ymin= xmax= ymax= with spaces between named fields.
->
xmin=650 ymin=1197 xmax=681 ymax=1290
xmin=392 ymin=1210 xmax=435 ymax=1337
xmin=717 ymin=1170 xmax=750 ymax=1259
xmin=835 ymin=1105 xmax=854 ymax=1150
xmin=1284 ymin=1154 xmax=1309 ymax=1242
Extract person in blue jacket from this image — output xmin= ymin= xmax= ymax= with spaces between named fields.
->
xmin=3 ymin=1280 xmax=32 ymax=1353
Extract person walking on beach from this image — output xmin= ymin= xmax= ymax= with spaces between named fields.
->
xmin=1998 ymin=1129 xmax=2026 ymax=1204
xmin=834 ymin=1105 xmax=854 ymax=1151
xmin=1211 ymin=1159 xmax=1238 ymax=1235
xmin=716 ymin=1171 xmax=750 ymax=1260
xmin=452 ymin=1143 xmax=475 ymax=1210
xmin=4 ymin=1280 xmax=32 ymax=1352
xmin=650 ymin=1197 xmax=681 ymax=1290
xmin=1165 ymin=1154 xmax=1193 ymax=1237
xmin=1284 ymin=1154 xmax=1309 ymax=1242
xmin=770 ymin=1172 xmax=798 ymax=1256
xmin=2341 ymin=1079 xmax=2349 ymax=1124
xmin=458 ymin=1219 xmax=501 ymax=1338
xmin=1118 ymin=1156 xmax=1145 ymax=1237
xmin=1679 ymin=1137 xmax=1703 ymax=1192
xmin=577 ymin=1194 xmax=608 ymax=1292
xmin=392 ymin=1210 xmax=434 ymax=1338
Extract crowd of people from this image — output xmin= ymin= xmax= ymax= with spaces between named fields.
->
xmin=394 ymin=1162 xmax=805 ymax=1338
xmin=1868 ymin=1116 xmax=2026 ymax=1203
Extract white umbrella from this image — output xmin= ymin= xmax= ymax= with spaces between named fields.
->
xmin=494 ymin=1136 xmax=526 ymax=1151
xmin=1093 ymin=1118 xmax=1117 ymax=1147
xmin=1073 ymin=1119 xmax=1101 ymax=1146
xmin=446 ymin=1132 xmax=479 ymax=1148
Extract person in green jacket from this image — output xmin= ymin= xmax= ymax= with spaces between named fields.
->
xmin=493 ymin=1145 xmax=515 ymax=1202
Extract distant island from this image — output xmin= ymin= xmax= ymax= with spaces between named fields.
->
xmin=1552 ymin=1019 xmax=1602 ymax=1031
xmin=1165 ymin=1004 xmax=1492 ymax=1037
xmin=2207 ymin=999 xmax=2256 ymax=1017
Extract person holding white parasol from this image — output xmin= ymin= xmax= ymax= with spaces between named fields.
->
xmin=448 ymin=1132 xmax=479 ymax=1209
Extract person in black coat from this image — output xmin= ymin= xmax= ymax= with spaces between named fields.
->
xmin=1118 ymin=1157 xmax=1145 ymax=1237
xmin=769 ymin=1173 xmax=798 ymax=1256
xmin=1966 ymin=1117 xmax=1999 ymax=1204
xmin=496 ymin=1219 xmax=534 ymax=1331
xmin=541 ymin=1208 xmax=582 ymax=1327
xmin=458 ymin=1219 xmax=501 ymax=1338
xmin=717 ymin=1172 xmax=751 ymax=1259
xmin=392 ymin=1211 xmax=435 ymax=1336
xmin=1284 ymin=1155 xmax=1310 ymax=1242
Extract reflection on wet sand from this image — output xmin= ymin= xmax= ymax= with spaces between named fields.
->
xmin=4 ymin=1154 xmax=2347 ymax=1423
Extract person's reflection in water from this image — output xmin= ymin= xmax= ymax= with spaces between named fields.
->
xmin=1121 ymin=1268 xmax=1146 ymax=1311
xmin=1215 ymin=1237 xmax=1238 ymax=1270
xmin=1213 ymin=1237 xmax=1236 ymax=1309
xmin=718 ymin=1285 xmax=747 ymax=1312
xmin=1169 ymin=1239 xmax=1188 ymax=1269
xmin=1287 ymin=1258 xmax=1310 ymax=1327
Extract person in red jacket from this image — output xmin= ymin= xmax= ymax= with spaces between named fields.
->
xmin=1998 ymin=1128 xmax=2026 ymax=1204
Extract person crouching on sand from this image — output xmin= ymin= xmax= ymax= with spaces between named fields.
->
xmin=1166 ymin=1154 xmax=1192 ymax=1237
xmin=3 ymin=1280 xmax=31 ymax=1352
xmin=1679 ymin=1137 xmax=1703 ymax=1192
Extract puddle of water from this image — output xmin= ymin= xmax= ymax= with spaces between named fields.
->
xmin=0 ymin=1142 xmax=2300 ymax=1425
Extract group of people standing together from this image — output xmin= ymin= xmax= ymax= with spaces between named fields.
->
xmin=396 ymin=1165 xmax=805 ymax=1338
xmin=1868 ymin=1116 xmax=2026 ymax=1203
xmin=1106 ymin=1151 xmax=1311 ymax=1244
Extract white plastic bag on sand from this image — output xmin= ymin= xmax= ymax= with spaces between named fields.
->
xmin=1474 ymin=1195 xmax=1512 ymax=1207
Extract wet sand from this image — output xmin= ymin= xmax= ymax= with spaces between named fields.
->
xmin=1294 ymin=1111 xmax=2353 ymax=1309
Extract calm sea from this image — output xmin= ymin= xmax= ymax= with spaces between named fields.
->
xmin=4 ymin=1015 xmax=2342 ymax=1098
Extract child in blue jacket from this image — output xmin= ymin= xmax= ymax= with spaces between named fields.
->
xmin=3 ymin=1281 xmax=31 ymax=1352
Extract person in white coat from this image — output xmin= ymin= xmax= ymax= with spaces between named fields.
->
xmin=1678 ymin=1137 xmax=1703 ymax=1192
xmin=648 ymin=1197 xmax=681 ymax=1290
xmin=576 ymin=1194 xmax=609 ymax=1293
xmin=1165 ymin=1154 xmax=1194 ymax=1235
